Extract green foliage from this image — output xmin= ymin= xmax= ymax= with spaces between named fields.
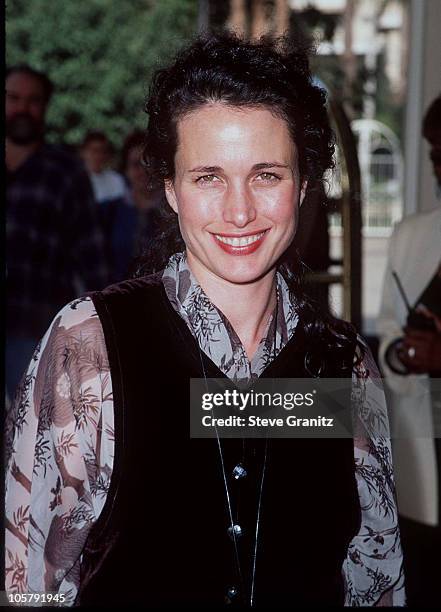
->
xmin=6 ymin=0 xmax=198 ymax=147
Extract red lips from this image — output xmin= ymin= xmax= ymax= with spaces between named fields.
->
xmin=212 ymin=230 xmax=268 ymax=255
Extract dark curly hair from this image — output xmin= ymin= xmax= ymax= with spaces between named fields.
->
xmin=136 ymin=31 xmax=362 ymax=371
xmin=422 ymin=94 xmax=441 ymax=143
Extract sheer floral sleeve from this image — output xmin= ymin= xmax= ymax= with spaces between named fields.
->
xmin=4 ymin=297 xmax=115 ymax=605
xmin=342 ymin=341 xmax=406 ymax=606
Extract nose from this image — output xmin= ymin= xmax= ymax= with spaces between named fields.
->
xmin=222 ymin=182 xmax=257 ymax=228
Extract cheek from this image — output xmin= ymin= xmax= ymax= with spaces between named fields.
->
xmin=30 ymin=104 xmax=45 ymax=120
xmin=130 ymin=168 xmax=144 ymax=183
xmin=5 ymin=101 xmax=16 ymax=115
xmin=265 ymin=185 xmax=299 ymax=224
xmin=127 ymin=171 xmax=137 ymax=186
xmin=176 ymin=187 xmax=217 ymax=228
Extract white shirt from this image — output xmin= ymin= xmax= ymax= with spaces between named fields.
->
xmin=88 ymin=169 xmax=126 ymax=204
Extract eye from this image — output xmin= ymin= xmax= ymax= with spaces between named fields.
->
xmin=195 ymin=174 xmax=220 ymax=185
xmin=256 ymin=172 xmax=281 ymax=183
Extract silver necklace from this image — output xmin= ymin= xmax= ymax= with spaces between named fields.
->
xmin=192 ymin=285 xmax=278 ymax=607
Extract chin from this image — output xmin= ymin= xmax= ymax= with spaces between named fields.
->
xmin=214 ymin=262 xmax=274 ymax=285
xmin=187 ymin=243 xmax=281 ymax=286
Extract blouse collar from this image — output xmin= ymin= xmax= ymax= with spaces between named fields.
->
xmin=162 ymin=251 xmax=298 ymax=382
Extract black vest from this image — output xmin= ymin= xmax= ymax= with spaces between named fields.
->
xmin=75 ymin=275 xmax=361 ymax=609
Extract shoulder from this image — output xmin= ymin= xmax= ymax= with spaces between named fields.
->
xmin=46 ymin=295 xmax=101 ymax=331
xmin=87 ymin=274 xmax=165 ymax=322
xmin=35 ymin=297 xmax=109 ymax=382
xmin=8 ymin=297 xmax=110 ymax=434
xmin=353 ymin=334 xmax=381 ymax=379
xmin=33 ymin=146 xmax=92 ymax=200
xmin=35 ymin=297 xmax=108 ymax=372
xmin=37 ymin=144 xmax=85 ymax=174
xmin=391 ymin=207 xmax=441 ymax=241
xmin=300 ymin=315 xmax=358 ymax=377
xmin=351 ymin=335 xmax=391 ymax=438
xmin=93 ymin=273 xmax=164 ymax=299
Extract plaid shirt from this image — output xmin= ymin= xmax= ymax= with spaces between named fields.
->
xmin=7 ymin=144 xmax=110 ymax=338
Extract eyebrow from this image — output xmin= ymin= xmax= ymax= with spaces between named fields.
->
xmin=188 ymin=162 xmax=291 ymax=173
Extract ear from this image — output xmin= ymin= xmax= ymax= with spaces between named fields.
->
xmin=164 ymin=179 xmax=178 ymax=214
xmin=299 ymin=179 xmax=308 ymax=207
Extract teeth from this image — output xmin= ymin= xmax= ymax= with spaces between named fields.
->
xmin=215 ymin=231 xmax=266 ymax=247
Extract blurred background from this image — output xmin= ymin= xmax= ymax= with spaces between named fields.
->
xmin=6 ymin=0 xmax=441 ymax=341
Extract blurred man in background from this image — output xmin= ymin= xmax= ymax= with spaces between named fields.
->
xmin=377 ymin=94 xmax=441 ymax=607
xmin=6 ymin=65 xmax=109 ymax=398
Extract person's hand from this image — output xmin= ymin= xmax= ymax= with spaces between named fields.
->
xmin=397 ymin=327 xmax=441 ymax=373
xmin=415 ymin=304 xmax=441 ymax=332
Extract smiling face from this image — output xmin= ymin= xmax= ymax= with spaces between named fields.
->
xmin=165 ymin=104 xmax=306 ymax=287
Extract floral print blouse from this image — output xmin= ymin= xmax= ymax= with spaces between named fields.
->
xmin=5 ymin=252 xmax=405 ymax=606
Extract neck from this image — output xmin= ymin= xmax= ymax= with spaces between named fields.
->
xmin=6 ymin=139 xmax=40 ymax=172
xmin=187 ymin=252 xmax=277 ymax=361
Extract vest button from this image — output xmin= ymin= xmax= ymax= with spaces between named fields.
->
xmin=232 ymin=463 xmax=247 ymax=480
xmin=227 ymin=524 xmax=243 ymax=539
xmin=225 ymin=586 xmax=238 ymax=603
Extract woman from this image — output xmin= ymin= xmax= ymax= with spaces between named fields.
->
xmin=109 ymin=130 xmax=161 ymax=281
xmin=5 ymin=33 xmax=404 ymax=608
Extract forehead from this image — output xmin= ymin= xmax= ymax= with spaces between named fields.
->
xmin=175 ymin=104 xmax=296 ymax=163
xmin=6 ymin=72 xmax=46 ymax=99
